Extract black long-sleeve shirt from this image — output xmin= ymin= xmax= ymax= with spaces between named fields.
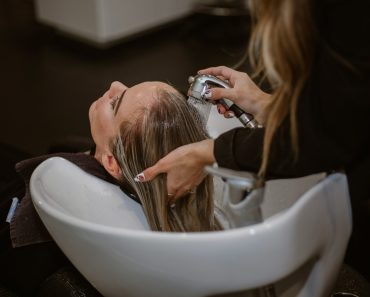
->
xmin=214 ymin=0 xmax=370 ymax=278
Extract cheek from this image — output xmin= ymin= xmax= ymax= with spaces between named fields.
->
xmin=90 ymin=103 xmax=115 ymax=147
xmin=88 ymin=101 xmax=96 ymax=124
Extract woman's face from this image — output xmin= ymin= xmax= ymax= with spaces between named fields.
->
xmin=89 ymin=81 xmax=176 ymax=158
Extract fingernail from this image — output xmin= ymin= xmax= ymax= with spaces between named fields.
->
xmin=226 ymin=111 xmax=235 ymax=118
xmin=134 ymin=173 xmax=145 ymax=182
xmin=204 ymin=90 xmax=212 ymax=99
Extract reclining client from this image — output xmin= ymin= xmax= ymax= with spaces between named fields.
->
xmin=0 ymin=80 xmax=221 ymax=296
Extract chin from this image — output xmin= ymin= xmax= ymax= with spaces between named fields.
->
xmin=88 ymin=106 xmax=96 ymax=141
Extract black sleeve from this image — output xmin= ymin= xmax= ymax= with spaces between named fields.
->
xmin=214 ymin=0 xmax=370 ymax=179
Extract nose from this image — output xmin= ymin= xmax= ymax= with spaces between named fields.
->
xmin=108 ymin=81 xmax=127 ymax=98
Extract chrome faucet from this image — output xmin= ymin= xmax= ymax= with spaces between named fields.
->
xmin=206 ymin=166 xmax=264 ymax=228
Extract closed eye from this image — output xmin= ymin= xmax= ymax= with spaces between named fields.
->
xmin=110 ymin=90 xmax=125 ymax=113
xmin=112 ymin=89 xmax=127 ymax=116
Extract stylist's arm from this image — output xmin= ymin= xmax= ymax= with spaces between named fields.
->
xmin=135 ymin=139 xmax=216 ymax=201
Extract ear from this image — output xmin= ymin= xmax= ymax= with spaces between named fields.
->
xmin=101 ymin=153 xmax=121 ymax=179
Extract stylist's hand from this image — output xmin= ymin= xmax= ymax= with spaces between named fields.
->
xmin=134 ymin=139 xmax=216 ymax=202
xmin=198 ymin=66 xmax=270 ymax=123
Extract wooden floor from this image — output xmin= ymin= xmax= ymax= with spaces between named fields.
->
xmin=0 ymin=0 xmax=250 ymax=159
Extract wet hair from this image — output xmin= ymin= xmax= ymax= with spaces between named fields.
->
xmin=110 ymin=88 xmax=221 ymax=232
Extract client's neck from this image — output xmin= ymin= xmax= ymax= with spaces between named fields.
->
xmin=94 ymin=148 xmax=103 ymax=164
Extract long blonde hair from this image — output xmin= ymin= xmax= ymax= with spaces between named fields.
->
xmin=248 ymin=0 xmax=316 ymax=176
xmin=111 ymin=89 xmax=220 ymax=232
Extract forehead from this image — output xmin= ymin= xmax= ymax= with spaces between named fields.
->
xmin=114 ymin=81 xmax=177 ymax=126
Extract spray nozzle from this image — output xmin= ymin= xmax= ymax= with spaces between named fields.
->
xmin=187 ymin=74 xmax=261 ymax=129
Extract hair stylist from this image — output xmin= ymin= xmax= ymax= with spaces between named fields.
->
xmin=136 ymin=0 xmax=370 ymax=279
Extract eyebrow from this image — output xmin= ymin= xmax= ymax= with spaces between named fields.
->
xmin=114 ymin=89 xmax=127 ymax=116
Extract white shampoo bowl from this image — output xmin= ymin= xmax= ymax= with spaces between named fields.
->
xmin=30 ymin=157 xmax=352 ymax=297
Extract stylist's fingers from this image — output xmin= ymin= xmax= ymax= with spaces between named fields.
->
xmin=135 ymin=162 xmax=183 ymax=202
xmin=198 ymin=66 xmax=240 ymax=85
xmin=216 ymin=104 xmax=235 ymax=118
xmin=216 ymin=104 xmax=227 ymax=114
xmin=135 ymin=162 xmax=165 ymax=182
xmin=135 ymin=140 xmax=215 ymax=204
xmin=171 ymin=171 xmax=207 ymax=201
xmin=137 ymin=165 xmax=183 ymax=203
xmin=205 ymin=87 xmax=238 ymax=102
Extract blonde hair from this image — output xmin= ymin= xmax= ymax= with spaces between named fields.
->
xmin=111 ymin=89 xmax=221 ymax=232
xmin=248 ymin=0 xmax=316 ymax=176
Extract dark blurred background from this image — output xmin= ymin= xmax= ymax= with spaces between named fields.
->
xmin=0 ymin=0 xmax=251 ymax=176
xmin=2 ymin=2 xmax=370 ymax=296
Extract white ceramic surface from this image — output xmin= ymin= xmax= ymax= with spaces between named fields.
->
xmin=30 ymin=157 xmax=352 ymax=297
xmin=35 ymin=0 xmax=197 ymax=45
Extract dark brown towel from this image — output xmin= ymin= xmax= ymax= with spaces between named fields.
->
xmin=9 ymin=153 xmax=120 ymax=247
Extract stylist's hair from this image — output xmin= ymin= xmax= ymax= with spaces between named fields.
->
xmin=248 ymin=0 xmax=316 ymax=176
xmin=110 ymin=89 xmax=220 ymax=232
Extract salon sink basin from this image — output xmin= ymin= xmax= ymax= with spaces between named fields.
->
xmin=30 ymin=156 xmax=352 ymax=297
